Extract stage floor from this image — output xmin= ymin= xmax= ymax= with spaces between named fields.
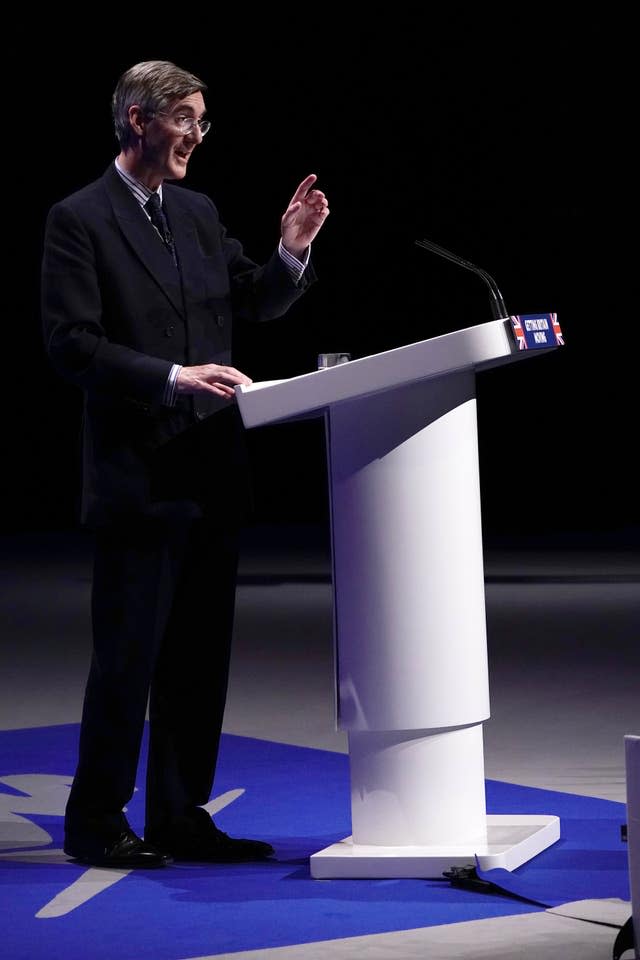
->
xmin=1 ymin=525 xmax=638 ymax=958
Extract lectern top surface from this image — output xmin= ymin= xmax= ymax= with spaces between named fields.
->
xmin=236 ymin=317 xmax=557 ymax=429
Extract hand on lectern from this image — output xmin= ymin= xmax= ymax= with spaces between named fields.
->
xmin=176 ymin=364 xmax=253 ymax=398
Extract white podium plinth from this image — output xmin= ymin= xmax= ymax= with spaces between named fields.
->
xmin=236 ymin=318 xmax=561 ymax=878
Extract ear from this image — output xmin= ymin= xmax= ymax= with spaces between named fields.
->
xmin=127 ymin=105 xmax=146 ymax=137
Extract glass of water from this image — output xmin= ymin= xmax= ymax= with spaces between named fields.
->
xmin=317 ymin=353 xmax=351 ymax=370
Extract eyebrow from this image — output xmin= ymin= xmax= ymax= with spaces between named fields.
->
xmin=172 ymin=106 xmax=208 ymax=118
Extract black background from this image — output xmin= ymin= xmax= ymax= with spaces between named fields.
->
xmin=8 ymin=14 xmax=634 ymax=546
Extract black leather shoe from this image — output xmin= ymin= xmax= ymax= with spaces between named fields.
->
xmin=146 ymin=811 xmax=274 ymax=863
xmin=64 ymin=828 xmax=172 ymax=868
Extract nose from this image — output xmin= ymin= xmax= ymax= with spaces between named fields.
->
xmin=187 ymin=123 xmax=204 ymax=144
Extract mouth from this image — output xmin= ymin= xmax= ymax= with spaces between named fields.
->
xmin=174 ymin=149 xmax=191 ymax=163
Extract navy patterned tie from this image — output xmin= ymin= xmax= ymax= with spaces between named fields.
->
xmin=145 ymin=193 xmax=177 ymax=264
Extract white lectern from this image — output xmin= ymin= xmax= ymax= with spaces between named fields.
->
xmin=236 ymin=317 xmax=561 ymax=879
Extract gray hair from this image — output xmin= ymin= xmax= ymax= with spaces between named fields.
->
xmin=112 ymin=60 xmax=207 ymax=149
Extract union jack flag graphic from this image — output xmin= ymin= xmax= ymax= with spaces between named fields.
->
xmin=510 ymin=315 xmax=527 ymax=350
xmin=551 ymin=313 xmax=564 ymax=345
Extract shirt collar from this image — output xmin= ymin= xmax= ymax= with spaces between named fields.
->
xmin=114 ymin=158 xmax=163 ymax=206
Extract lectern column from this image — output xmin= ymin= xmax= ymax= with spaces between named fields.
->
xmin=326 ymin=371 xmax=489 ymax=845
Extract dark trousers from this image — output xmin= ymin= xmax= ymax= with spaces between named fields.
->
xmin=65 ymin=516 xmax=239 ymax=840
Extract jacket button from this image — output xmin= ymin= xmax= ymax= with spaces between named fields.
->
xmin=216 ymin=315 xmax=225 ymax=327
xmin=195 ymin=410 xmax=206 ymax=420
xmin=164 ymin=324 xmax=175 ymax=337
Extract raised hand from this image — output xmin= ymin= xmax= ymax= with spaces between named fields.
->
xmin=280 ymin=174 xmax=329 ymax=259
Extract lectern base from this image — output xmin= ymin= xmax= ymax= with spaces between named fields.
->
xmin=310 ymin=814 xmax=560 ymax=879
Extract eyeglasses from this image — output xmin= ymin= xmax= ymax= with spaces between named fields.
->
xmin=151 ymin=113 xmax=212 ymax=137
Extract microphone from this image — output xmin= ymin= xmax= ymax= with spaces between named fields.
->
xmin=415 ymin=238 xmax=509 ymax=320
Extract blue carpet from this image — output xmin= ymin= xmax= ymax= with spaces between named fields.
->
xmin=0 ymin=725 xmax=630 ymax=960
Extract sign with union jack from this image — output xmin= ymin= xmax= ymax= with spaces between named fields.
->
xmin=509 ymin=313 xmax=564 ymax=350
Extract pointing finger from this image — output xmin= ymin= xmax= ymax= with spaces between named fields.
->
xmin=289 ymin=174 xmax=317 ymax=204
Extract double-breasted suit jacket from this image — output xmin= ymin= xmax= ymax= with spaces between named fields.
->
xmin=42 ymin=162 xmax=315 ymax=525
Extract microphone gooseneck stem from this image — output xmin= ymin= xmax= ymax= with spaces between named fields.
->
xmin=415 ymin=238 xmax=509 ymax=320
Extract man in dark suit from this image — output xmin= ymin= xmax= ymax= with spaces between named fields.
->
xmin=41 ymin=60 xmax=329 ymax=868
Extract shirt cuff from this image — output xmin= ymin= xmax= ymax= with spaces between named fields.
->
xmin=163 ymin=364 xmax=182 ymax=407
xmin=279 ymin=239 xmax=309 ymax=284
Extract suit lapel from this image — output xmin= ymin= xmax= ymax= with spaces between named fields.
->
xmin=103 ymin=165 xmax=185 ymax=319
xmin=162 ymin=188 xmax=206 ymax=302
